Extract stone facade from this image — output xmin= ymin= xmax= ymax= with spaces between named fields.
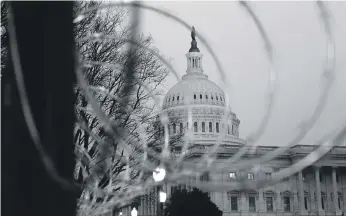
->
xmin=134 ymin=31 xmax=346 ymax=216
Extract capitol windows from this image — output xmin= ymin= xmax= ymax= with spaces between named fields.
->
xmin=173 ymin=123 xmax=176 ymax=134
xmin=177 ymin=96 xmax=179 ymax=101
xmin=216 ymin=123 xmax=219 ymax=133
xmin=206 ymin=95 xmax=208 ymax=99
xmin=180 ymin=123 xmax=183 ymax=134
xmin=228 ymin=125 xmax=231 ymax=134
xmin=200 ymin=172 xmax=209 ymax=182
xmin=231 ymin=196 xmax=238 ymax=211
xmin=229 ymin=172 xmax=236 ymax=179
xmin=220 ymin=96 xmax=223 ymax=101
xmin=211 ymin=95 xmax=214 ymax=100
xmin=202 ymin=122 xmax=205 ymax=132
xmin=283 ymin=197 xmax=291 ymax=212
xmin=216 ymin=96 xmax=218 ymax=100
xmin=172 ymin=96 xmax=175 ymax=101
xmin=266 ymin=197 xmax=273 ymax=212
xmin=281 ymin=191 xmax=292 ymax=212
xmin=248 ymin=173 xmax=255 ymax=180
xmin=200 ymin=94 xmax=202 ymax=99
xmin=194 ymin=122 xmax=198 ymax=132
xmin=249 ymin=196 xmax=256 ymax=212
xmin=209 ymin=122 xmax=212 ymax=132
xmin=264 ymin=190 xmax=275 ymax=212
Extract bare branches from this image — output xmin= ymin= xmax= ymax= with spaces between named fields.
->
xmin=73 ymin=2 xmax=171 ymax=214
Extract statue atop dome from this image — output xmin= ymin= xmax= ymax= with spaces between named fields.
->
xmin=189 ymin=26 xmax=200 ymax=52
xmin=191 ymin=26 xmax=196 ymax=40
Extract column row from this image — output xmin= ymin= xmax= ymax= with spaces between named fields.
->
xmin=297 ymin=166 xmax=342 ymax=215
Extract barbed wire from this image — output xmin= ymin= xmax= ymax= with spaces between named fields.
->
xmin=8 ymin=1 xmax=346 ymax=216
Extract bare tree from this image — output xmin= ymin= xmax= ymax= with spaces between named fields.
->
xmin=72 ymin=2 xmax=183 ymax=213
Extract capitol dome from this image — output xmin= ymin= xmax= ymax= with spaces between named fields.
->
xmin=160 ymin=26 xmax=245 ymax=148
xmin=163 ymin=73 xmax=226 ymax=109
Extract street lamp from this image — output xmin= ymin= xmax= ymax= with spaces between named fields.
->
xmin=159 ymin=191 xmax=167 ymax=203
xmin=153 ymin=166 xmax=167 ymax=216
xmin=153 ymin=167 xmax=166 ymax=182
xmin=156 ymin=187 xmax=167 ymax=216
xmin=131 ymin=207 xmax=137 ymax=216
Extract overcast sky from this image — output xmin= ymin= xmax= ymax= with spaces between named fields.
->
xmin=138 ymin=1 xmax=346 ymax=146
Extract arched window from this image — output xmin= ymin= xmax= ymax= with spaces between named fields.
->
xmin=177 ymin=96 xmax=180 ymax=101
xmin=209 ymin=122 xmax=212 ymax=132
xmin=194 ymin=122 xmax=198 ymax=132
xmin=180 ymin=123 xmax=183 ymax=134
xmin=172 ymin=96 xmax=175 ymax=101
xmin=200 ymin=94 xmax=202 ymax=99
xmin=216 ymin=96 xmax=218 ymax=100
xmin=216 ymin=123 xmax=219 ymax=133
xmin=168 ymin=98 xmax=170 ymax=102
xmin=173 ymin=123 xmax=176 ymax=134
xmin=232 ymin=125 xmax=234 ymax=134
xmin=206 ymin=95 xmax=208 ymax=99
xmin=194 ymin=94 xmax=196 ymax=99
xmin=211 ymin=95 xmax=214 ymax=100
xmin=220 ymin=96 xmax=223 ymax=101
xmin=202 ymin=122 xmax=205 ymax=132
xmin=228 ymin=125 xmax=230 ymax=134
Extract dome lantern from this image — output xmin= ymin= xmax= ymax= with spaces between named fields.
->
xmin=186 ymin=26 xmax=204 ymax=75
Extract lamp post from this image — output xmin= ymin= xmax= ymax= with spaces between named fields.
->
xmin=153 ymin=166 xmax=167 ymax=216
xmin=156 ymin=186 xmax=167 ymax=216
xmin=131 ymin=207 xmax=137 ymax=216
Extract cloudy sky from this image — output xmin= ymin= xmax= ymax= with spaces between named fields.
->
xmin=138 ymin=1 xmax=346 ymax=146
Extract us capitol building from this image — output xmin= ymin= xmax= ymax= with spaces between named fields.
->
xmin=133 ymin=28 xmax=346 ymax=216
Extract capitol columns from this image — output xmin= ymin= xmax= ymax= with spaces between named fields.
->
xmin=332 ymin=166 xmax=342 ymax=215
xmin=298 ymin=171 xmax=308 ymax=215
xmin=314 ymin=166 xmax=324 ymax=216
